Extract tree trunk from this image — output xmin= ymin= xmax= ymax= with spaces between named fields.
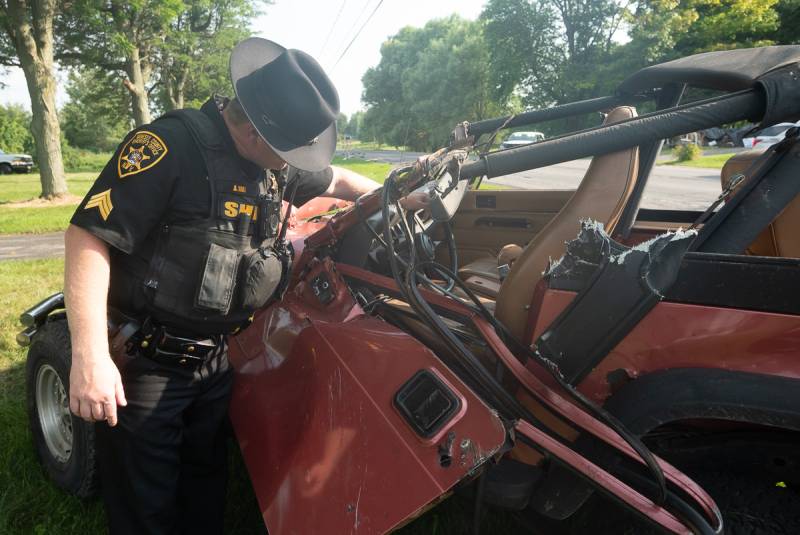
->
xmin=123 ymin=46 xmax=151 ymax=125
xmin=6 ymin=0 xmax=67 ymax=199
xmin=164 ymin=67 xmax=186 ymax=110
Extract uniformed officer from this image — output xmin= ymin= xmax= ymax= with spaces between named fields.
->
xmin=64 ymin=37 xmax=379 ymax=534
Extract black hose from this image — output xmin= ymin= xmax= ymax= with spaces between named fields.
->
xmin=375 ymin=156 xmax=714 ymax=535
xmin=415 ymin=259 xmax=668 ymax=507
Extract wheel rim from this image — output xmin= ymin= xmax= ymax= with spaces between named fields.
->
xmin=35 ymin=364 xmax=73 ymax=463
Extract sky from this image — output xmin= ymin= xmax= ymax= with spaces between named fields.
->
xmin=0 ymin=0 xmax=487 ymax=117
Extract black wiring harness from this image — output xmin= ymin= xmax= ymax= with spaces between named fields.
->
xmin=369 ymin=159 xmax=718 ymax=535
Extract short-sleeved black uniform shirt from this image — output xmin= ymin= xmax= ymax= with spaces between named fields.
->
xmin=71 ymin=96 xmax=333 ymax=313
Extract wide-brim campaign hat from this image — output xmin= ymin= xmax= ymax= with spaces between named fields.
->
xmin=230 ymin=37 xmax=339 ymax=172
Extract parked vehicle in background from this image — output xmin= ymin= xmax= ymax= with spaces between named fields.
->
xmin=742 ymin=122 xmax=799 ymax=148
xmin=500 ymin=131 xmax=544 ymax=149
xmin=0 ymin=148 xmax=33 ymax=173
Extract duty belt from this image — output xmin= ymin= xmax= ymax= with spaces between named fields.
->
xmin=109 ymin=311 xmax=220 ymax=368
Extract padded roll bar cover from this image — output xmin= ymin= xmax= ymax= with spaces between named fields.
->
xmin=495 ymin=107 xmax=640 ymax=341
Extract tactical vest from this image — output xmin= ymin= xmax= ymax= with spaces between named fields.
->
xmin=115 ymin=109 xmax=286 ymax=335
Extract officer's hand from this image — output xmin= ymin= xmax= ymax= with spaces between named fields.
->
xmin=69 ymin=355 xmax=127 ymax=426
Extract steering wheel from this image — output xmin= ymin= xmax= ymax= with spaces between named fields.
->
xmin=381 ymin=162 xmax=468 ymax=295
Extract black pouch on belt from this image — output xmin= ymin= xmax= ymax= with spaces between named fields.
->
xmin=239 ymin=247 xmax=283 ymax=310
xmin=257 ymin=194 xmax=281 ymax=241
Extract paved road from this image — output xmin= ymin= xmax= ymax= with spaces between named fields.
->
xmin=345 ymin=150 xmax=723 ymax=210
xmin=490 ymin=158 xmax=721 ymax=210
xmin=0 ymin=232 xmax=64 ymax=261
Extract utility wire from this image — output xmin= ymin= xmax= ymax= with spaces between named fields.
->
xmin=319 ymin=0 xmax=348 ymax=58
xmin=333 ymin=0 xmax=374 ymax=59
xmin=333 ymin=0 xmax=386 ymax=68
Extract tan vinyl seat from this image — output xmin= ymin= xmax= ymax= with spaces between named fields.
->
xmin=494 ymin=106 xmax=640 ymax=341
xmin=459 ymin=107 xmax=641 ymax=304
xmin=721 ymin=148 xmax=800 ymax=257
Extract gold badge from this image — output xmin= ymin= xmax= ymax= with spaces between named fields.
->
xmin=84 ymin=189 xmax=114 ymax=220
xmin=117 ymin=130 xmax=168 ymax=178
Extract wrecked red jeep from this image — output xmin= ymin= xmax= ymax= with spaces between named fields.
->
xmin=19 ymin=46 xmax=800 ymax=533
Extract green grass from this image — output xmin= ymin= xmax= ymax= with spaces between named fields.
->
xmin=0 ymin=205 xmax=79 ymax=234
xmin=0 ymin=172 xmax=96 ymax=203
xmin=0 ymin=258 xmax=520 ymax=534
xmin=332 ymin=155 xmax=393 ymax=184
xmin=659 ymin=152 xmax=735 ymax=169
xmin=0 ymin=258 xmax=106 ymax=535
xmin=340 ymin=139 xmax=413 ymax=152
xmin=0 ymin=172 xmax=97 ymax=235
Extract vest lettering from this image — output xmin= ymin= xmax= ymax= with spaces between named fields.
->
xmin=224 ymin=201 xmax=238 ymax=218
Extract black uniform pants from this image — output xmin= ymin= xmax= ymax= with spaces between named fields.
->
xmin=95 ymin=345 xmax=233 ymax=535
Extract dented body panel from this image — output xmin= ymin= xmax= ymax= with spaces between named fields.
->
xmin=227 ymin=255 xmax=506 ymax=534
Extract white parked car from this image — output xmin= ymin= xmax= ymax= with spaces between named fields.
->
xmin=500 ymin=131 xmax=545 ymax=149
xmin=742 ymin=122 xmax=799 ymax=149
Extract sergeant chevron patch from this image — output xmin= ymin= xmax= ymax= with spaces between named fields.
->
xmin=117 ymin=130 xmax=168 ymax=178
xmin=84 ymin=189 xmax=114 ymax=220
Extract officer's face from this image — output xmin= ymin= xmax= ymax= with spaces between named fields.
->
xmin=225 ymin=114 xmax=287 ymax=170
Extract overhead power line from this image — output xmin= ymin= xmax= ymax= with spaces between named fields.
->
xmin=319 ymin=0 xmax=348 ymax=57
xmin=333 ymin=0 xmax=386 ymax=69
xmin=331 ymin=0 xmax=374 ymax=61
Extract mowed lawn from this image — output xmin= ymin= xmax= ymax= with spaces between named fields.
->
xmin=658 ymin=151 xmax=736 ymax=169
xmin=0 ymin=172 xmax=97 ymax=234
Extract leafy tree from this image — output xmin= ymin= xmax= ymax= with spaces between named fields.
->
xmin=60 ymin=68 xmax=131 ymax=152
xmin=0 ymin=103 xmax=34 ymax=153
xmin=155 ymin=0 xmax=264 ymax=111
xmin=481 ymin=0 xmax=559 ymax=106
xmin=630 ymin=0 xmax=779 ymax=59
xmin=774 ymin=0 xmax=800 ymax=44
xmin=345 ymin=111 xmax=364 ymax=139
xmin=362 ymin=16 xmax=511 ymax=151
xmin=0 ymin=0 xmax=67 ymax=198
xmin=59 ymin=0 xmax=185 ymax=125
xmin=59 ymin=1 xmax=265 ymax=125
xmin=482 ymin=0 xmax=632 ymax=108
xmin=622 ymin=0 xmax=779 ymax=75
xmin=336 ymin=112 xmax=348 ymax=140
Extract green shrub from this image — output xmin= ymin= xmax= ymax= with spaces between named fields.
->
xmin=674 ymin=143 xmax=701 ymax=162
xmin=61 ymin=145 xmax=112 ymax=173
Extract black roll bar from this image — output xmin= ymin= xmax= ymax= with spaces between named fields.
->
xmin=466 ymin=95 xmax=649 ymax=138
xmin=460 ymin=89 xmax=766 ymax=180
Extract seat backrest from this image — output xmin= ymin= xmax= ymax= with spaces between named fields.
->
xmin=495 ymin=106 xmax=640 ymax=341
xmin=721 ymin=148 xmax=800 ymax=257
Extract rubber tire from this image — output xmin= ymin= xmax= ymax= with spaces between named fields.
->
xmin=26 ymin=318 xmax=98 ymax=498
xmin=0 ymin=163 xmax=12 ymax=174
xmin=561 ymin=447 xmax=800 ymax=535
xmin=687 ymin=469 xmax=800 ymax=535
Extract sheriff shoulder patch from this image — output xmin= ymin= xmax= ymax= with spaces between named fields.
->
xmin=84 ymin=188 xmax=114 ymax=220
xmin=117 ymin=130 xmax=168 ymax=178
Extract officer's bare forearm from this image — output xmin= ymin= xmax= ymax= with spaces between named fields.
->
xmin=326 ymin=165 xmax=379 ymax=201
xmin=64 ymin=224 xmax=111 ymax=362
